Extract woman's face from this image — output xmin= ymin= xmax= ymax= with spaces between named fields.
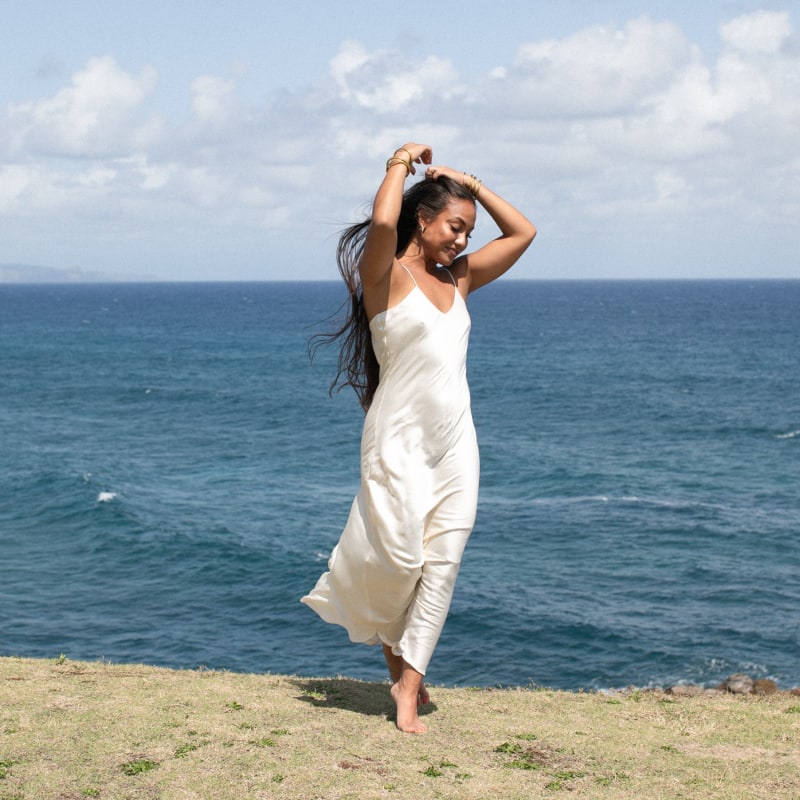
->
xmin=420 ymin=198 xmax=476 ymax=266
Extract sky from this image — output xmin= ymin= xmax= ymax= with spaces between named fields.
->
xmin=1 ymin=0 xmax=798 ymax=281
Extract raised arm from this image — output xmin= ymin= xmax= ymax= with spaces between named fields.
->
xmin=357 ymin=142 xmax=432 ymax=289
xmin=427 ymin=166 xmax=536 ymax=292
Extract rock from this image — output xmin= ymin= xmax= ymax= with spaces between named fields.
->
xmin=752 ymin=679 xmax=778 ymax=696
xmin=717 ymin=673 xmax=754 ymax=694
xmin=790 ymin=688 xmax=800 ymax=697
xmin=666 ymin=684 xmax=704 ymax=697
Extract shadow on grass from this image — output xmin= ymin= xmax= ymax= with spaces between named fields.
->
xmin=290 ymin=677 xmax=438 ymax=721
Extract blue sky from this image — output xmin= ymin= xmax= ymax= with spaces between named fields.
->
xmin=1 ymin=0 xmax=797 ymax=280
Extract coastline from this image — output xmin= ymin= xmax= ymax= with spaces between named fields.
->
xmin=2 ymin=656 xmax=798 ymax=799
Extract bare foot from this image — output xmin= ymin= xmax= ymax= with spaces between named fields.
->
xmin=391 ymin=679 xmax=428 ymax=733
xmin=383 ymin=645 xmax=430 ymax=707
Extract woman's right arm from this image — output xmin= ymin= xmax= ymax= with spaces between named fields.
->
xmin=357 ymin=142 xmax=432 ymax=289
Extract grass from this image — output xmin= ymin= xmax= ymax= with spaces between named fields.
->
xmin=1 ymin=656 xmax=798 ymax=798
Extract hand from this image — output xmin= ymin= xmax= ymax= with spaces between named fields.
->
xmin=424 ymin=165 xmax=461 ymax=182
xmin=395 ymin=143 xmax=432 ymax=175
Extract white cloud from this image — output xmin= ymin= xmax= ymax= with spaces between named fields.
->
xmin=0 ymin=165 xmax=41 ymax=212
xmin=5 ymin=56 xmax=163 ymax=157
xmin=134 ymin=157 xmax=177 ymax=191
xmin=328 ymin=40 xmax=463 ymax=113
xmin=330 ymin=40 xmax=371 ymax=84
xmin=191 ymin=74 xmax=237 ymax=126
xmin=720 ymin=10 xmax=792 ymax=54
xmin=0 ymin=162 xmax=116 ymax=214
xmin=457 ymin=11 xmax=800 ymax=232
xmin=503 ymin=17 xmax=693 ymax=116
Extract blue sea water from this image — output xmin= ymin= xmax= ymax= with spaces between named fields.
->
xmin=1 ymin=280 xmax=798 ymax=690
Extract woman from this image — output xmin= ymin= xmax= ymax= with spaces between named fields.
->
xmin=303 ymin=142 xmax=536 ymax=733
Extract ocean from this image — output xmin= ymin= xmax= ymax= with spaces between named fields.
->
xmin=1 ymin=280 xmax=798 ymax=690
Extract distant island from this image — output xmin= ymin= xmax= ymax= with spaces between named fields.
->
xmin=0 ymin=263 xmax=158 ymax=283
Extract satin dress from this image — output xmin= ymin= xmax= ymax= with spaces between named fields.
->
xmin=302 ymin=266 xmax=479 ymax=675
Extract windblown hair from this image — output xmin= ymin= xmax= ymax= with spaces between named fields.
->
xmin=311 ymin=175 xmax=474 ymax=412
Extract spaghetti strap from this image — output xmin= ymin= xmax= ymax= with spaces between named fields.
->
xmin=402 ymin=262 xmax=456 ymax=288
xmin=399 ymin=263 xmax=418 ymax=287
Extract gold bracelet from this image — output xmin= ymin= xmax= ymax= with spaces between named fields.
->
xmin=386 ymin=156 xmax=411 ymax=176
xmin=463 ymin=172 xmax=482 ymax=197
xmin=470 ymin=174 xmax=482 ymax=196
xmin=394 ymin=148 xmax=414 ymax=165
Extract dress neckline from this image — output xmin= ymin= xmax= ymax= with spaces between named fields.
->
xmin=400 ymin=262 xmax=457 ymax=314
xmin=369 ymin=284 xmax=463 ymax=326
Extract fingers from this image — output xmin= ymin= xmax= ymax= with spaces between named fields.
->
xmin=425 ymin=165 xmax=453 ymax=181
xmin=394 ymin=142 xmax=437 ymax=176
xmin=410 ymin=145 xmax=432 ymax=176
xmin=400 ymin=143 xmax=433 ymax=167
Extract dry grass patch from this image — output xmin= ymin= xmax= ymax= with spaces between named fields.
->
xmin=1 ymin=656 xmax=798 ymax=799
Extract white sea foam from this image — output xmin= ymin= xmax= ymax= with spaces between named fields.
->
xmin=96 ymin=492 xmax=117 ymax=503
xmin=530 ymin=495 xmax=611 ymax=506
xmin=776 ymin=429 xmax=800 ymax=440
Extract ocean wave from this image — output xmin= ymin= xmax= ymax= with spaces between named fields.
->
xmin=96 ymin=492 xmax=118 ymax=503
xmin=486 ymin=494 xmax=725 ymax=513
xmin=776 ymin=429 xmax=800 ymax=440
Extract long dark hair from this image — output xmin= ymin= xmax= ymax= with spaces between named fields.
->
xmin=312 ymin=175 xmax=474 ymax=411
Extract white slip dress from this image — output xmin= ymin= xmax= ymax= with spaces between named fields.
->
xmin=301 ymin=265 xmax=479 ymax=675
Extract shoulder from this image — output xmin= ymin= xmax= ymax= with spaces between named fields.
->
xmin=362 ymin=258 xmax=415 ymax=321
xmin=449 ymin=254 xmax=473 ymax=295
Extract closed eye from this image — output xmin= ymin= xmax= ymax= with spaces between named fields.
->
xmin=449 ymin=216 xmax=474 ymax=238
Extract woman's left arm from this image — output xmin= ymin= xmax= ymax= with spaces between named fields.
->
xmin=430 ymin=167 xmax=537 ymax=292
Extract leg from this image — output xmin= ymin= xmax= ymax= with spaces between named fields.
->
xmin=395 ymin=555 xmax=464 ymax=678
xmin=390 ymin=660 xmax=428 ymax=733
xmin=382 ymin=643 xmax=403 ymax=683
xmin=397 ymin=459 xmax=477 ymax=680
xmin=383 ymin=644 xmax=430 ymax=706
